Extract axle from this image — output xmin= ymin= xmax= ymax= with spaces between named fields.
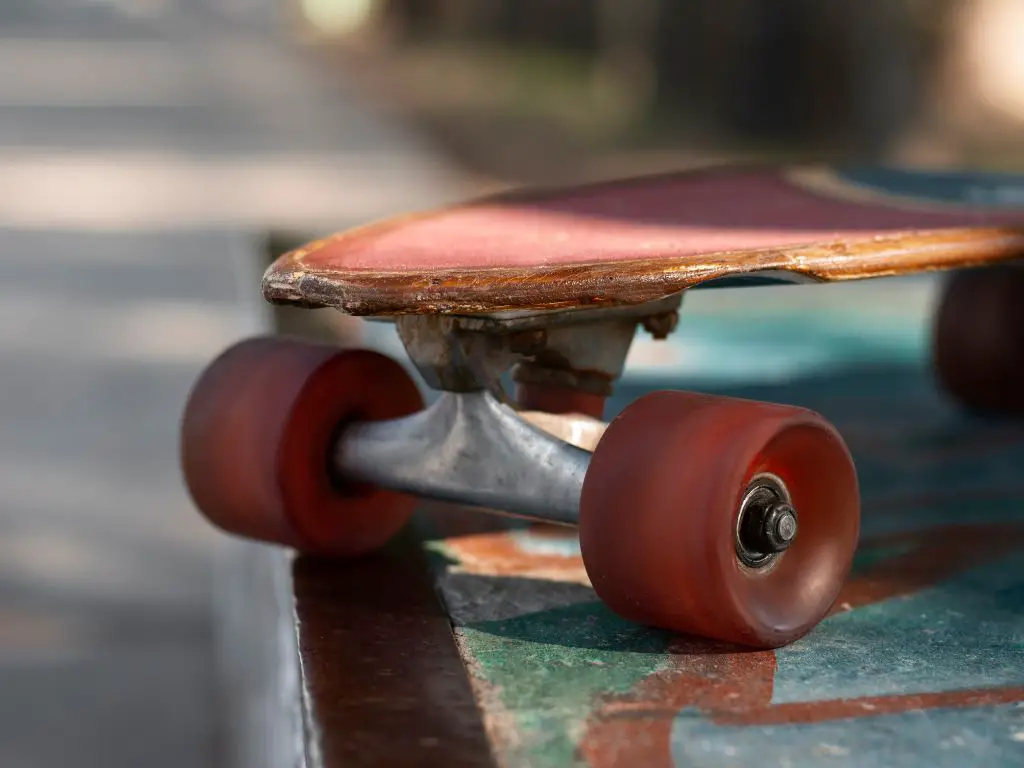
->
xmin=333 ymin=389 xmax=800 ymax=562
xmin=333 ymin=390 xmax=591 ymax=526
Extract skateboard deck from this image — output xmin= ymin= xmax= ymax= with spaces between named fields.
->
xmin=264 ymin=166 xmax=1024 ymax=316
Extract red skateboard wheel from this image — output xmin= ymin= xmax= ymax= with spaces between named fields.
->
xmin=579 ymin=390 xmax=859 ymax=649
xmin=180 ymin=337 xmax=424 ymax=556
xmin=933 ymin=267 xmax=1024 ymax=416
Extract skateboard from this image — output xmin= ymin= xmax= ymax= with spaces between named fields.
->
xmin=181 ymin=165 xmax=1024 ymax=650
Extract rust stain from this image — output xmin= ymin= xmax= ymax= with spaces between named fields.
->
xmin=579 ymin=521 xmax=1024 ymax=766
xmin=443 ymin=525 xmax=589 ymax=585
xmin=580 ymin=650 xmax=776 ymax=768
xmin=714 ymin=686 xmax=1024 ymax=727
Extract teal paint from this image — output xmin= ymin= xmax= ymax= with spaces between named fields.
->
xmin=461 ymin=602 xmax=674 ymax=767
xmin=774 ymin=553 xmax=1024 ymax=704
xmin=670 ymin=703 xmax=1024 ymax=767
xmin=837 ymin=166 xmax=1024 ymax=208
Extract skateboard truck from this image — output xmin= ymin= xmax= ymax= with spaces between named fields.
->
xmin=181 ymin=293 xmax=854 ymax=651
xmin=334 ymin=302 xmax=673 ymax=525
xmin=337 ymin=394 xmax=803 ymax=557
xmin=335 ymin=389 xmax=590 ymax=526
xmin=393 ymin=297 xmax=676 ymax=394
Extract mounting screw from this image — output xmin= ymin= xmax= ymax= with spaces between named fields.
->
xmin=642 ymin=312 xmax=678 ymax=340
xmin=508 ymin=329 xmax=547 ymax=355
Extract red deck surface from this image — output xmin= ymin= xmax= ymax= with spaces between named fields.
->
xmin=290 ymin=168 xmax=1023 ymax=273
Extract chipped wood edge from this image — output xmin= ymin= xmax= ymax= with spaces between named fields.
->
xmin=263 ymin=227 xmax=1024 ymax=316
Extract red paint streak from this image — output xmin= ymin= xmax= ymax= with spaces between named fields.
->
xmin=580 ymin=650 xmax=776 ymax=768
xmin=713 ymin=686 xmax=1024 ymax=727
xmin=443 ymin=526 xmax=587 ymax=580
xmin=830 ymin=523 xmax=1024 ymax=613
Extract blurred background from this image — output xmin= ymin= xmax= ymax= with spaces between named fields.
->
xmin=1 ymin=1 xmax=1023 ymax=766
xmin=299 ymin=0 xmax=1024 ymax=183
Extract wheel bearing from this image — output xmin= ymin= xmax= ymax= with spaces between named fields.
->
xmin=736 ymin=473 xmax=798 ymax=568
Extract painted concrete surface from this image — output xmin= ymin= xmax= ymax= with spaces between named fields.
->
xmin=423 ymin=275 xmax=1024 ymax=767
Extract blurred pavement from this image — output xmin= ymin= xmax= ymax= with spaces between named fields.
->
xmin=0 ymin=3 xmax=457 ymax=766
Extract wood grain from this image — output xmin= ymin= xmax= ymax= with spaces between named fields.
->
xmin=292 ymin=526 xmax=496 ymax=768
xmin=264 ymin=227 xmax=1024 ymax=316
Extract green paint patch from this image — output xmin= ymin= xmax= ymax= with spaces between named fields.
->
xmin=462 ymin=601 xmax=673 ymax=767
